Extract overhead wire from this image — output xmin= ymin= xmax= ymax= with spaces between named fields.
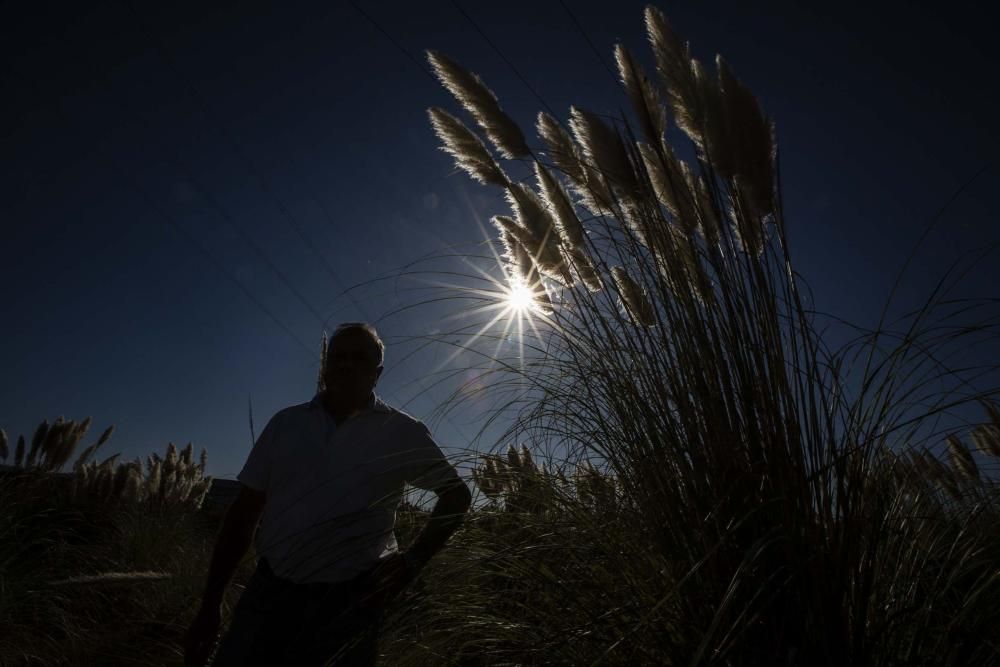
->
xmin=4 ymin=66 xmax=320 ymax=361
xmin=122 ymin=0 xmax=365 ymax=326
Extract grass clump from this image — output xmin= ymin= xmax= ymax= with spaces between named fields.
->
xmin=0 ymin=419 xmax=240 ymax=666
xmin=381 ymin=5 xmax=1000 ymax=664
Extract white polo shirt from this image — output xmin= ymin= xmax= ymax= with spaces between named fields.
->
xmin=237 ymin=393 xmax=462 ymax=584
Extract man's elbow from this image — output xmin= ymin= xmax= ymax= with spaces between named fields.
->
xmin=224 ymin=486 xmax=266 ymax=534
xmin=439 ymin=481 xmax=472 ymax=514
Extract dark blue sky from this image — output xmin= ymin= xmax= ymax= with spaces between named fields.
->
xmin=2 ymin=1 xmax=997 ymax=479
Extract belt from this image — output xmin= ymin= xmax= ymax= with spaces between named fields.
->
xmin=257 ymin=557 xmax=373 ymax=598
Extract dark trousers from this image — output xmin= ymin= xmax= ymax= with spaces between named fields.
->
xmin=211 ymin=559 xmax=383 ymax=667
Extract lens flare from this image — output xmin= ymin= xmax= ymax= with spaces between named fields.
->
xmin=505 ymin=280 xmax=538 ymax=314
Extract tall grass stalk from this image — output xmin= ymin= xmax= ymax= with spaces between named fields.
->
xmin=381 ymin=5 xmax=1000 ymax=664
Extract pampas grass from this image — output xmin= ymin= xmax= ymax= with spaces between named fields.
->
xmin=383 ymin=4 xmax=1000 ymax=665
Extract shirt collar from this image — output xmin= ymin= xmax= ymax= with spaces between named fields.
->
xmin=310 ymin=392 xmax=389 ymax=414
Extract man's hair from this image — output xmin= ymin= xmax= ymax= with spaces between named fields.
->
xmin=329 ymin=322 xmax=385 ymax=367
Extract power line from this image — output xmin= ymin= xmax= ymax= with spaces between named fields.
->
xmin=5 ymin=77 xmax=320 ymax=362
xmin=448 ymin=0 xmax=561 ymax=120
xmin=557 ymin=0 xmax=621 ymax=88
xmin=122 ymin=0 xmax=362 ymax=324
xmin=345 ymin=0 xmax=440 ymax=84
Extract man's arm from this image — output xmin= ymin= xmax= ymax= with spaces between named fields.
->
xmin=362 ymin=481 xmax=471 ymax=609
xmin=184 ymin=485 xmax=265 ymax=665
xmin=200 ymin=485 xmax=266 ymax=605
xmin=404 ymin=481 xmax=472 ymax=571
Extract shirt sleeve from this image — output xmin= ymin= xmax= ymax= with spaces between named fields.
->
xmin=237 ymin=412 xmax=280 ymax=492
xmin=403 ymin=421 xmax=464 ymax=493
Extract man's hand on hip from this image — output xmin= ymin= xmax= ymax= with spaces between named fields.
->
xmin=358 ymin=552 xmax=413 ymax=610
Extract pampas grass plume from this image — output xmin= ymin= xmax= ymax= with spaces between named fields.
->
xmin=429 ymin=107 xmax=510 ymax=187
xmin=611 ymin=266 xmax=656 ymax=326
xmin=947 ymin=435 xmax=979 ymax=482
xmin=614 ymin=43 xmax=667 ymax=143
xmin=427 ymin=50 xmax=530 ymax=159
xmin=568 ymin=106 xmax=639 ymax=198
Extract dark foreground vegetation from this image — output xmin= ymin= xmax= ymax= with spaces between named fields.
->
xmin=4 ymin=5 xmax=1000 ymax=665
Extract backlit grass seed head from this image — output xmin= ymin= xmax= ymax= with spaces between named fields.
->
xmin=504 ymin=184 xmax=573 ymax=285
xmin=614 ymin=43 xmax=668 ymax=143
xmin=537 ymin=111 xmax=615 ymax=216
xmin=494 ymin=216 xmax=534 ymax=284
xmin=148 ymin=460 xmax=162 ymax=493
xmin=427 ymin=50 xmax=530 ymax=159
xmin=96 ymin=425 xmax=114 ymax=447
xmin=611 ymin=266 xmax=656 ymax=326
xmin=568 ymin=245 xmax=603 ymax=292
xmin=536 ymin=111 xmax=586 ymax=184
xmin=0 ymin=429 xmax=7 ymax=462
xmin=638 ymin=142 xmax=692 ymax=228
xmin=645 ymin=6 xmax=704 ymax=149
xmin=947 ymin=435 xmax=980 ymax=482
xmin=535 ymin=161 xmax=586 ymax=250
xmin=981 ymin=399 xmax=1000 ymax=430
xmin=428 ymin=107 xmax=510 ymax=187
xmin=507 ymin=443 xmax=522 ymax=472
xmin=123 ymin=465 xmax=143 ymax=503
xmin=26 ymin=419 xmax=49 ymax=467
xmin=569 ymin=106 xmax=639 ymax=199
xmin=714 ymin=55 xmax=776 ymax=219
xmin=728 ymin=181 xmax=767 ymax=257
xmin=676 ymin=160 xmax=721 ymax=244
xmin=14 ymin=435 xmax=25 ymax=466
xmin=971 ymin=425 xmax=1000 ymax=458
xmin=519 ymin=445 xmax=536 ymax=473
xmin=180 ymin=442 xmax=193 ymax=466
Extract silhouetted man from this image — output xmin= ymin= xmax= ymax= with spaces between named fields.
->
xmin=184 ymin=322 xmax=472 ymax=666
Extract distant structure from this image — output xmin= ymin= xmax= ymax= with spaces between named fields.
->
xmin=0 ymin=465 xmax=241 ymax=516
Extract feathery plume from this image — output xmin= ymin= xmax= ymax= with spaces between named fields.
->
xmin=507 ymin=444 xmax=522 ymax=473
xmin=96 ymin=424 xmax=115 ymax=447
xmin=536 ymin=112 xmax=586 ymax=184
xmin=14 ymin=435 xmax=25 ymax=467
xmin=715 ymin=55 xmax=775 ymax=220
xmin=682 ymin=162 xmax=721 ymax=246
xmin=611 ymin=266 xmax=656 ymax=326
xmin=429 ymin=107 xmax=510 ymax=186
xmin=568 ymin=107 xmax=639 ymax=198
xmin=538 ymin=111 xmax=615 ymax=215
xmin=76 ymin=425 xmax=116 ymax=471
xmin=535 ymin=162 xmax=586 ymax=250
xmin=26 ymin=419 xmax=49 ymax=468
xmin=494 ymin=216 xmax=535 ymax=284
xmin=504 ymin=184 xmax=573 ymax=284
xmin=947 ymin=435 xmax=979 ymax=482
xmin=519 ymin=445 xmax=535 ymax=473
xmin=427 ymin=51 xmax=530 ymax=158
xmin=981 ymin=399 xmax=1000 ymax=429
xmin=614 ymin=44 xmax=668 ymax=143
xmin=971 ymin=426 xmax=1000 ymax=458
xmin=567 ymin=245 xmax=603 ymax=292
xmin=0 ymin=429 xmax=7 ymax=462
xmin=147 ymin=460 xmax=162 ymax=497
xmin=645 ymin=7 xmax=704 ymax=148
xmin=180 ymin=442 xmax=194 ymax=466
xmin=637 ymin=141 xmax=702 ymax=239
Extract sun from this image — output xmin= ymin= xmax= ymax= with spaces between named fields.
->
xmin=505 ymin=280 xmax=538 ymax=314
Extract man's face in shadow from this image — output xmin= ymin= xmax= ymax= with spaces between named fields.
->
xmin=323 ymin=330 xmax=383 ymax=411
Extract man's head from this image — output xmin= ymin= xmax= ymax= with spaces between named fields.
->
xmin=322 ymin=322 xmax=384 ymax=412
